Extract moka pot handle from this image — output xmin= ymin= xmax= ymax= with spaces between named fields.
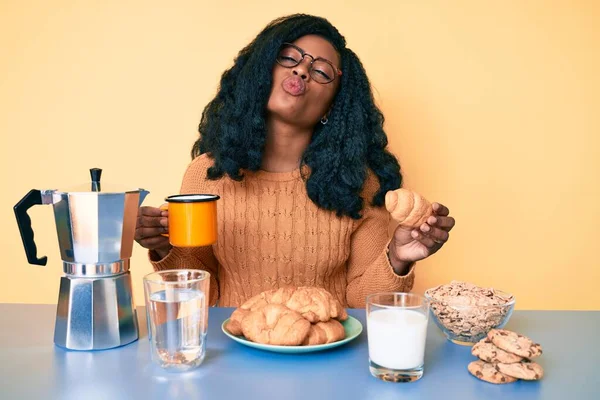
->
xmin=14 ymin=189 xmax=48 ymax=266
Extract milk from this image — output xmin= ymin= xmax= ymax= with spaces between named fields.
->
xmin=367 ymin=309 xmax=428 ymax=370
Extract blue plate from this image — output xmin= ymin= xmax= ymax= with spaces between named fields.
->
xmin=221 ymin=315 xmax=363 ymax=354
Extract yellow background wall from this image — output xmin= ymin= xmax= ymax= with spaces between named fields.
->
xmin=1 ymin=0 xmax=598 ymax=310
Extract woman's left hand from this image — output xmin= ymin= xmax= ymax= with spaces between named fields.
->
xmin=388 ymin=202 xmax=455 ymax=271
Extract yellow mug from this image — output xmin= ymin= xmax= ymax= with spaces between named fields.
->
xmin=161 ymin=194 xmax=220 ymax=247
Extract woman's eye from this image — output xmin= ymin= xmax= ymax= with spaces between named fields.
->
xmin=277 ymin=53 xmax=300 ymax=64
xmin=314 ymin=69 xmax=331 ymax=80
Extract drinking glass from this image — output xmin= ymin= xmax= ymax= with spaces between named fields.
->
xmin=366 ymin=293 xmax=430 ymax=382
xmin=143 ymin=269 xmax=210 ymax=372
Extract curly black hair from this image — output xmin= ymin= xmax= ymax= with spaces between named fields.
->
xmin=191 ymin=14 xmax=402 ymax=219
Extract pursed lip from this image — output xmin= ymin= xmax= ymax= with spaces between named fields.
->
xmin=281 ymin=75 xmax=306 ymax=96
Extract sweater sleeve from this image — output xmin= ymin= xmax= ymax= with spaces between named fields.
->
xmin=345 ymin=179 xmax=416 ymax=309
xmin=149 ymin=246 xmax=219 ymax=306
xmin=148 ymin=154 xmax=220 ymax=306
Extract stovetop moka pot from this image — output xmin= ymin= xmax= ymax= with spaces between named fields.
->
xmin=14 ymin=168 xmax=149 ymax=350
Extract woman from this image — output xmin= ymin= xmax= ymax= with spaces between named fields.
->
xmin=135 ymin=14 xmax=455 ymax=308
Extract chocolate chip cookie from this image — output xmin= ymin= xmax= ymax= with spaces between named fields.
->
xmin=496 ymin=361 xmax=544 ymax=381
xmin=468 ymin=360 xmax=518 ymax=384
xmin=472 ymin=338 xmax=524 ymax=364
xmin=488 ymin=329 xmax=543 ymax=359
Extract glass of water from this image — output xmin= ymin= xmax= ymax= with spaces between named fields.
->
xmin=143 ymin=269 xmax=210 ymax=372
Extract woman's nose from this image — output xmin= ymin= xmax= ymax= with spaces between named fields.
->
xmin=292 ymin=58 xmax=312 ymax=81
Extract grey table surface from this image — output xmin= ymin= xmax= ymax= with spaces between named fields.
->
xmin=0 ymin=304 xmax=598 ymax=400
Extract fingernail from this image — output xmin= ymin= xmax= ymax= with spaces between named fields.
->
xmin=421 ymin=224 xmax=430 ymax=233
xmin=161 ymin=211 xmax=168 ymax=217
xmin=430 ymin=217 xmax=437 ymax=224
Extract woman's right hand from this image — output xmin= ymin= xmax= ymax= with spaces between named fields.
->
xmin=135 ymin=206 xmax=172 ymax=259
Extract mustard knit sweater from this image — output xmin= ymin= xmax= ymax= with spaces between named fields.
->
xmin=150 ymin=154 xmax=415 ymax=308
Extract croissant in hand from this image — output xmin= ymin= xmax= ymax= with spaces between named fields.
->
xmin=385 ymin=188 xmax=433 ymax=228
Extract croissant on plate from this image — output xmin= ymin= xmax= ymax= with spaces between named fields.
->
xmin=225 ymin=286 xmax=348 ymax=346
xmin=239 ymin=286 xmax=348 ymax=323
xmin=241 ymin=304 xmax=311 ymax=346
xmin=385 ymin=188 xmax=433 ymax=228
xmin=302 ymin=319 xmax=346 ymax=345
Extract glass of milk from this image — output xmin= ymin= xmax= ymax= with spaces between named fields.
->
xmin=366 ymin=293 xmax=430 ymax=382
xmin=143 ymin=269 xmax=210 ymax=372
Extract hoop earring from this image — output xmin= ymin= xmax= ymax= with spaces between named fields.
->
xmin=320 ymin=116 xmax=328 ymax=125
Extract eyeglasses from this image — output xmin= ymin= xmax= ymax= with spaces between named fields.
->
xmin=276 ymin=42 xmax=342 ymax=84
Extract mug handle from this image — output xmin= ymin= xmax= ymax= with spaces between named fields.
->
xmin=160 ymin=204 xmax=169 ymax=237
